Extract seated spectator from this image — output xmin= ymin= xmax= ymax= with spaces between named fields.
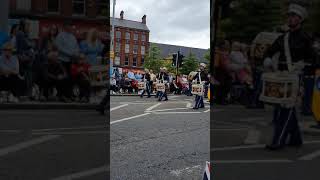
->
xmin=45 ymin=51 xmax=70 ymax=102
xmin=0 ymin=43 xmax=23 ymax=102
xmin=110 ymin=76 xmax=118 ymax=94
xmin=71 ymin=54 xmax=91 ymax=103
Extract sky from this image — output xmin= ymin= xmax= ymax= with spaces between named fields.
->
xmin=110 ymin=0 xmax=210 ymax=49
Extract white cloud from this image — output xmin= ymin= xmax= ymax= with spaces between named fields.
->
xmin=110 ymin=0 xmax=210 ymax=49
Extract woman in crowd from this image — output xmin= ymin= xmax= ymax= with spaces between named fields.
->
xmin=16 ymin=19 xmax=36 ymax=99
xmin=80 ymin=28 xmax=104 ymax=65
xmin=71 ymin=54 xmax=91 ymax=103
xmin=0 ymin=43 xmax=23 ymax=102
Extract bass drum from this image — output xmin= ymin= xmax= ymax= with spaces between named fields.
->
xmin=188 ymin=71 xmax=198 ymax=81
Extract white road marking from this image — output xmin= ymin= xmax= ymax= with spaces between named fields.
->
xmin=51 ymin=165 xmax=108 ymax=180
xmin=152 ymin=112 xmax=202 ymax=115
xmin=244 ymin=129 xmax=261 ymax=145
xmin=146 ymin=107 xmax=190 ymax=113
xmin=212 ymin=160 xmax=293 ymax=164
xmin=0 ymin=135 xmax=60 ymax=157
xmin=186 ymin=102 xmax=192 ymax=108
xmin=110 ymin=113 xmax=151 ymax=125
xmin=32 ymin=125 xmax=106 ymax=132
xmin=204 ymin=109 xmax=210 ymax=113
xmin=299 ymin=150 xmax=320 ymax=160
xmin=145 ymin=103 xmax=161 ymax=111
xmin=110 ymin=104 xmax=128 ymax=111
xmin=170 ymin=165 xmax=202 ymax=176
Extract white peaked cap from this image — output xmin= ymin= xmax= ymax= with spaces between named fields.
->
xmin=288 ymin=4 xmax=308 ymax=21
xmin=200 ymin=63 xmax=206 ymax=68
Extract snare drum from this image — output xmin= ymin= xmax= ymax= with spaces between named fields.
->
xmin=138 ymin=82 xmax=146 ymax=90
xmin=259 ymin=72 xmax=299 ymax=106
xmin=192 ymin=83 xmax=204 ymax=96
xmin=156 ymin=83 xmax=166 ymax=92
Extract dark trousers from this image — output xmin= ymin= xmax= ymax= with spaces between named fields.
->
xmin=74 ymin=75 xmax=91 ymax=98
xmin=158 ymin=91 xmax=168 ymax=101
xmin=271 ymin=105 xmax=302 ymax=146
xmin=61 ymin=61 xmax=73 ymax=98
xmin=0 ymin=75 xmax=23 ymax=97
xmin=194 ymin=95 xmax=204 ymax=108
xmin=140 ymin=81 xmax=151 ymax=97
xmin=42 ymin=77 xmax=69 ymax=98
xmin=302 ymin=76 xmax=315 ymax=115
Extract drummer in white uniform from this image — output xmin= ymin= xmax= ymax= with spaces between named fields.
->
xmin=192 ymin=63 xmax=209 ymax=109
xmin=263 ymin=3 xmax=316 ymax=150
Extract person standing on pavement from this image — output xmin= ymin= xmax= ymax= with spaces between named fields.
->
xmin=140 ymin=69 xmax=151 ymax=98
xmin=263 ymin=3 xmax=316 ymax=150
xmin=55 ymin=20 xmax=80 ymax=101
xmin=150 ymin=69 xmax=156 ymax=94
xmin=193 ymin=63 xmax=209 ymax=109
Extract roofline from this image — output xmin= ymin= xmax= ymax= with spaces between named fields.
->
xmin=150 ymin=42 xmax=209 ymax=50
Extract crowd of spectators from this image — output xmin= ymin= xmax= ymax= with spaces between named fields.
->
xmin=0 ymin=19 xmax=107 ymax=103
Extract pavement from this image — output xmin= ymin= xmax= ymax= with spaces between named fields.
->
xmin=211 ymin=104 xmax=320 ymax=180
xmin=110 ymin=95 xmax=210 ymax=180
xmin=0 ymin=109 xmax=108 ymax=180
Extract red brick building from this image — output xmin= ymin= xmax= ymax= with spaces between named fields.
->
xmin=111 ymin=10 xmax=150 ymax=72
xmin=9 ymin=0 xmax=109 ymax=41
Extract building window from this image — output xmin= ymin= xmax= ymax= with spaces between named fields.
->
xmin=16 ymin=0 xmax=31 ymax=11
xmin=48 ymin=0 xmax=60 ymax=13
xmin=96 ymin=0 xmax=108 ymax=16
xmin=141 ymin=56 xmax=145 ymax=66
xmin=141 ymin=34 xmax=146 ymax=42
xmin=116 ymin=31 xmax=121 ymax=38
xmin=115 ymin=43 xmax=120 ymax=52
xmin=134 ymin=33 xmax=138 ymax=41
xmin=115 ymin=56 xmax=120 ymax=66
xmin=133 ymin=45 xmax=138 ymax=54
xmin=124 ymin=55 xmax=129 ymax=66
xmin=141 ymin=46 xmax=145 ymax=55
xmin=133 ymin=55 xmax=137 ymax=67
xmin=125 ymin=44 xmax=130 ymax=53
xmin=73 ymin=0 xmax=85 ymax=15
xmin=125 ymin=32 xmax=131 ymax=40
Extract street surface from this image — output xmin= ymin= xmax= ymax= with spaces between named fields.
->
xmin=0 ymin=109 xmax=108 ymax=180
xmin=110 ymin=95 xmax=210 ymax=180
xmin=212 ymin=104 xmax=320 ymax=180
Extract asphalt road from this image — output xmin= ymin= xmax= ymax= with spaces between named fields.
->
xmin=110 ymin=95 xmax=210 ymax=180
xmin=0 ymin=109 xmax=108 ymax=180
xmin=212 ymin=104 xmax=320 ymax=180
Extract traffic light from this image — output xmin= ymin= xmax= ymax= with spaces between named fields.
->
xmin=172 ymin=53 xmax=177 ymax=66
xmin=178 ymin=51 xmax=184 ymax=67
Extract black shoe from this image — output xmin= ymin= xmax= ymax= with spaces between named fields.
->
xmin=140 ymin=95 xmax=143 ymax=98
xmin=287 ymin=142 xmax=303 ymax=148
xmin=158 ymin=99 xmax=161 ymax=101
xmin=164 ymin=99 xmax=168 ymax=101
xmin=147 ymin=96 xmax=151 ymax=98
xmin=265 ymin=144 xmax=284 ymax=151
xmin=193 ymin=107 xmax=198 ymax=109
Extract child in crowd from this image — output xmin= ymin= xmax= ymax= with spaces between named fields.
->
xmin=71 ymin=54 xmax=91 ymax=103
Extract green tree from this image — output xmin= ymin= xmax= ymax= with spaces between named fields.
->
xmin=204 ymin=48 xmax=210 ymax=64
xmin=179 ymin=53 xmax=199 ymax=75
xmin=144 ymin=44 xmax=163 ymax=73
xmin=220 ymin=0 xmax=285 ymax=42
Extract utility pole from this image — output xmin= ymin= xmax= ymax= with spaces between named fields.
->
xmin=110 ymin=0 xmax=116 ymax=67
xmin=0 ymin=0 xmax=9 ymax=33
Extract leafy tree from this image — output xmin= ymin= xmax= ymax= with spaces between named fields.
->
xmin=220 ymin=0 xmax=285 ymax=43
xmin=144 ymin=44 xmax=163 ymax=73
xmin=179 ymin=53 xmax=199 ymax=75
xmin=204 ymin=48 xmax=210 ymax=64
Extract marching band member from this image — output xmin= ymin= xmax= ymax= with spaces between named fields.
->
xmin=155 ymin=67 xmax=163 ymax=98
xmin=263 ymin=3 xmax=316 ymax=150
xmin=158 ymin=67 xmax=169 ymax=101
xmin=193 ymin=63 xmax=209 ymax=109
xmin=140 ymin=69 xmax=151 ymax=98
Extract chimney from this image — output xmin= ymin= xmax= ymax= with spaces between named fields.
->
xmin=120 ymin=10 xmax=124 ymax=20
xmin=142 ymin=15 xmax=147 ymax=24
